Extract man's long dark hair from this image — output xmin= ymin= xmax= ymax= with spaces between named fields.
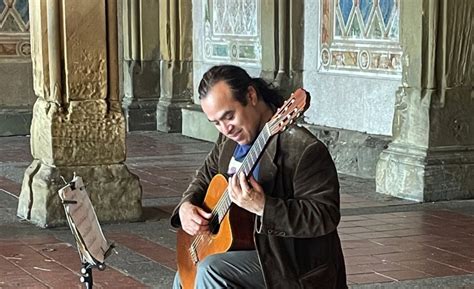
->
xmin=198 ymin=65 xmax=284 ymax=109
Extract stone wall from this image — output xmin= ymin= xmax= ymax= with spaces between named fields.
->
xmin=306 ymin=124 xmax=391 ymax=179
xmin=303 ymin=0 xmax=402 ymax=136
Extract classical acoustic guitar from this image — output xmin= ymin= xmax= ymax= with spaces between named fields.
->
xmin=176 ymin=88 xmax=310 ymax=289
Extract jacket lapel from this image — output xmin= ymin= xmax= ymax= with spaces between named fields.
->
xmin=258 ymin=134 xmax=278 ymax=196
xmin=218 ymin=137 xmax=237 ymax=175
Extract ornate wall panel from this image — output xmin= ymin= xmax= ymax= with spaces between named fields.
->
xmin=203 ymin=0 xmax=261 ymax=66
xmin=320 ymin=0 xmax=401 ymax=77
xmin=0 ymin=0 xmax=30 ymax=61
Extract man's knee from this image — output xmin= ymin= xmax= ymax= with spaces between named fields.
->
xmin=196 ymin=254 xmax=226 ymax=286
xmin=173 ymin=272 xmax=182 ymax=289
xmin=197 ymin=254 xmax=220 ymax=275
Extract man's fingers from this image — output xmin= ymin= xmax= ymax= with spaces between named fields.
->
xmin=239 ymin=172 xmax=251 ymax=193
xmin=192 ymin=217 xmax=208 ymax=226
xmin=196 ymin=207 xmax=212 ymax=219
xmin=231 ymin=175 xmax=240 ymax=191
xmin=183 ymin=222 xmax=210 ymax=236
xmin=228 ymin=176 xmax=237 ymax=201
xmin=248 ymin=175 xmax=260 ymax=189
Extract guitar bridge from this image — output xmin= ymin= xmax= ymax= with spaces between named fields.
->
xmin=189 ymin=244 xmax=199 ymax=264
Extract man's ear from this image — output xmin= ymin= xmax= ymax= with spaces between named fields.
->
xmin=247 ymin=85 xmax=258 ymax=105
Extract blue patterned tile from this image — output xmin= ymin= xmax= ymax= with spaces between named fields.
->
xmin=339 ymin=0 xmax=353 ymax=26
xmin=15 ymin=0 xmax=29 ymax=24
xmin=379 ymin=0 xmax=394 ymax=27
xmin=359 ymin=0 xmax=373 ymax=24
xmin=0 ymin=1 xmax=5 ymax=15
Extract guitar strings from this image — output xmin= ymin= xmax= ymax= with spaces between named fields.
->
xmin=189 ymin=124 xmax=273 ymax=253
xmin=189 ymin=121 xmax=278 ymax=254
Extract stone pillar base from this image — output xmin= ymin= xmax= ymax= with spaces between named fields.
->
xmin=181 ymin=104 xmax=218 ymax=142
xmin=376 ymin=143 xmax=426 ymax=201
xmin=17 ymin=160 xmax=142 ymax=228
xmin=156 ymin=100 xmax=187 ymax=133
xmin=122 ymin=60 xmax=160 ymax=131
xmin=157 ymin=60 xmax=193 ymax=133
xmin=124 ymin=99 xmax=159 ymax=131
xmin=376 ymin=143 xmax=474 ymax=202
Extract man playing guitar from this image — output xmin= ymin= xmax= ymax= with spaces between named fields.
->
xmin=171 ymin=65 xmax=347 ymax=289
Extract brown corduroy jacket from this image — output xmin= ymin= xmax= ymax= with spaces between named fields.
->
xmin=171 ymin=125 xmax=347 ymax=289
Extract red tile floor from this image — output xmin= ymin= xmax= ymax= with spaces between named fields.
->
xmin=0 ymin=132 xmax=473 ymax=288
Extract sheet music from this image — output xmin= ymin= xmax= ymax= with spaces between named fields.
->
xmin=58 ymin=175 xmax=110 ymax=264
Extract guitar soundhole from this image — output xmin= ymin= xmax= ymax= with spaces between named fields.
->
xmin=209 ymin=217 xmax=220 ymax=235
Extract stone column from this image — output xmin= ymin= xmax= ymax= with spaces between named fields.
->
xmin=261 ymin=0 xmax=304 ymax=94
xmin=18 ymin=0 xmax=142 ymax=227
xmin=156 ymin=0 xmax=193 ymax=133
xmin=376 ymin=0 xmax=474 ymax=201
xmin=122 ymin=0 xmax=160 ymax=131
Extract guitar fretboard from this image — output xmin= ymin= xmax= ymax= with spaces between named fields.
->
xmin=212 ymin=124 xmax=272 ymax=224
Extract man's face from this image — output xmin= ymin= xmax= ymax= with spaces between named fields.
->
xmin=201 ymin=81 xmax=261 ymax=145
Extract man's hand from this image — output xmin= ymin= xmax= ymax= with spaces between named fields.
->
xmin=229 ymin=172 xmax=265 ymax=216
xmin=179 ymin=201 xmax=212 ymax=236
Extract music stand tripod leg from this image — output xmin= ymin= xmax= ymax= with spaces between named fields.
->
xmin=80 ymin=262 xmax=93 ymax=289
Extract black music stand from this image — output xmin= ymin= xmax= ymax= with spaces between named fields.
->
xmin=58 ymin=174 xmax=115 ymax=289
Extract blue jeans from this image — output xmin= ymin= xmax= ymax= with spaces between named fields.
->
xmin=173 ymin=250 xmax=265 ymax=289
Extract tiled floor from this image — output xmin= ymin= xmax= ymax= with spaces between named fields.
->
xmin=0 ymin=132 xmax=473 ymax=288
xmin=341 ymin=211 xmax=474 ymax=284
xmin=0 ymin=236 xmax=146 ymax=288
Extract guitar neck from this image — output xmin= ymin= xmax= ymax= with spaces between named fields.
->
xmin=212 ymin=88 xmax=309 ymax=224
xmin=236 ymin=124 xmax=272 ymax=178
xmin=213 ymin=124 xmax=272 ymax=223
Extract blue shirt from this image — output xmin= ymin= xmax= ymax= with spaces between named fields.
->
xmin=228 ymin=143 xmax=260 ymax=180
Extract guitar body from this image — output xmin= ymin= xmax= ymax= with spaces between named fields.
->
xmin=176 ymin=174 xmax=255 ymax=289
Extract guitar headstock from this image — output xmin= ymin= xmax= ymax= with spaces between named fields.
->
xmin=268 ymin=88 xmax=310 ymax=135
